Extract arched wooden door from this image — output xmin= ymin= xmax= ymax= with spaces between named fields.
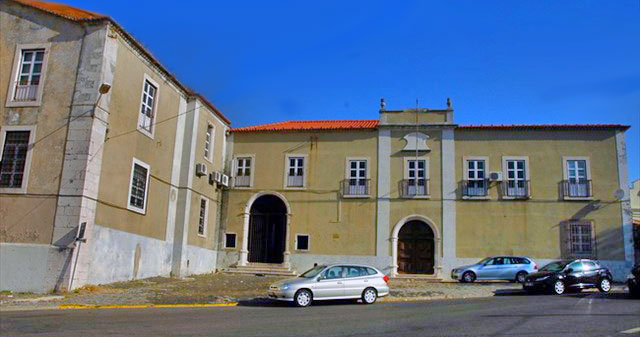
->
xmin=397 ymin=220 xmax=435 ymax=274
xmin=248 ymin=195 xmax=286 ymax=264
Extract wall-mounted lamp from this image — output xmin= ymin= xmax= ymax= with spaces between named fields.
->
xmin=99 ymin=83 xmax=111 ymax=94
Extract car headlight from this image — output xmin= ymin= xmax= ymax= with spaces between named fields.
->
xmin=535 ymin=276 xmax=549 ymax=281
xmin=281 ymin=284 xmax=290 ymax=290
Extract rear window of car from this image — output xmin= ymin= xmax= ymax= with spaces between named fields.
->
xmin=366 ymin=267 xmax=378 ymax=275
xmin=513 ymin=258 xmax=530 ymax=264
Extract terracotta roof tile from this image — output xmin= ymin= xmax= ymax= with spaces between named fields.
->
xmin=12 ymin=0 xmax=106 ymax=21
xmin=231 ymin=120 xmax=379 ymax=132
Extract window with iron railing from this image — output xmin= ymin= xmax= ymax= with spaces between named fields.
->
xmin=400 ymin=179 xmax=429 ymax=197
xmin=501 ymin=180 xmax=530 ymax=198
xmin=286 ymin=157 xmax=304 ymax=187
xmin=561 ymin=180 xmax=592 ymax=198
xmin=462 ymin=179 xmax=489 ymax=197
xmin=565 ymin=221 xmax=595 ymax=257
xmin=234 ymin=157 xmax=252 ymax=187
xmin=13 ymin=49 xmax=45 ymax=102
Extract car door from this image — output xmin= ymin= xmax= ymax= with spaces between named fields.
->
xmin=580 ymin=261 xmax=599 ymax=286
xmin=313 ymin=266 xmax=345 ymax=299
xmin=564 ymin=261 xmax=584 ymax=287
xmin=500 ymin=257 xmax=518 ymax=280
xmin=477 ymin=258 xmax=501 ymax=279
xmin=342 ymin=266 xmax=368 ymax=297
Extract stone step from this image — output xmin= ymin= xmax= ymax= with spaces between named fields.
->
xmin=223 ymin=268 xmax=297 ymax=276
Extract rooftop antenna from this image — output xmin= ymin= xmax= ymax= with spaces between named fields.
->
xmin=415 ymin=98 xmax=419 ymax=184
xmin=380 ymin=98 xmax=386 ymax=111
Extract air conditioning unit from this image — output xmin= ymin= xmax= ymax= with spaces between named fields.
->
xmin=195 ymin=163 xmax=208 ymax=177
xmin=214 ymin=171 xmax=222 ymax=183
xmin=489 ymin=171 xmax=502 ymax=181
xmin=221 ymin=174 xmax=230 ymax=187
xmin=208 ymin=173 xmax=215 ymax=185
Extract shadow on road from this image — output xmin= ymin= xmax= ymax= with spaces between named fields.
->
xmin=237 ymin=297 xmax=362 ymax=308
xmin=492 ymin=288 xmax=637 ymax=301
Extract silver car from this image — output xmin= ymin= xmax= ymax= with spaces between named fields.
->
xmin=451 ymin=256 xmax=538 ymax=283
xmin=268 ymin=264 xmax=390 ymax=307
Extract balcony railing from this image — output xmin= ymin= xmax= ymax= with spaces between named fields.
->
xmin=501 ymin=180 xmax=530 ymax=199
xmin=234 ymin=175 xmax=250 ymax=187
xmin=561 ymin=180 xmax=592 ymax=198
xmin=400 ymin=179 xmax=429 ymax=197
xmin=462 ymin=180 xmax=489 ymax=198
xmin=287 ymin=175 xmax=304 ymax=187
xmin=341 ymin=179 xmax=370 ymax=197
xmin=13 ymin=83 xmax=39 ymax=102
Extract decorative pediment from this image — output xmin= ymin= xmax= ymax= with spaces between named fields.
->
xmin=402 ymin=132 xmax=430 ymax=152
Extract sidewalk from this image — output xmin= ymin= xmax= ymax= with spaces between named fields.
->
xmin=0 ymin=273 xmax=628 ymax=311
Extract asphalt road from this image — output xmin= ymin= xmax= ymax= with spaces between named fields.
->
xmin=1 ymin=292 xmax=639 ymax=337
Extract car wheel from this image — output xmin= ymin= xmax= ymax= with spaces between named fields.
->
xmin=552 ymin=280 xmax=565 ymax=295
xmin=462 ymin=271 xmax=476 ymax=283
xmin=362 ymin=287 xmax=377 ymax=304
xmin=294 ymin=289 xmax=312 ymax=307
xmin=598 ymin=278 xmax=611 ymax=293
xmin=515 ymin=271 xmax=527 ymax=284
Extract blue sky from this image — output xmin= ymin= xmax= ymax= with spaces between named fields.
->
xmin=72 ymin=0 xmax=639 ymax=182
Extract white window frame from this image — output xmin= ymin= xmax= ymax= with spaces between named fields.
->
xmin=0 ymin=125 xmax=37 ymax=194
xmin=224 ymin=232 xmax=237 ymax=249
xmin=562 ymin=156 xmax=593 ymax=200
xmin=501 ymin=156 xmax=530 ymax=199
xmin=462 ymin=156 xmax=489 ymax=199
xmin=233 ymin=154 xmax=255 ymax=188
xmin=127 ymin=158 xmax=151 ymax=214
xmin=136 ymin=74 xmax=160 ymax=139
xmin=204 ymin=122 xmax=215 ymax=163
xmin=403 ymin=157 xmax=430 ymax=198
xmin=6 ymin=43 xmax=51 ymax=107
xmin=343 ymin=157 xmax=370 ymax=198
xmin=295 ymin=233 xmax=310 ymax=252
xmin=284 ymin=154 xmax=307 ymax=189
xmin=197 ymin=196 xmax=209 ymax=237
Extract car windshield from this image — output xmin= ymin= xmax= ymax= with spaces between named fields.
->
xmin=477 ymin=257 xmax=492 ymax=265
xmin=539 ymin=261 xmax=569 ymax=272
xmin=300 ymin=265 xmax=326 ymax=278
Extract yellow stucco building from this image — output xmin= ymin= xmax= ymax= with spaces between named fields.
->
xmin=0 ymin=0 xmax=634 ymax=292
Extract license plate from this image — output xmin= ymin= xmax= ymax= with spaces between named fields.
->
xmin=525 ymin=282 xmax=533 ymax=287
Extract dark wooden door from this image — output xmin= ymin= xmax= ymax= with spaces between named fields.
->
xmin=398 ymin=220 xmax=435 ymax=274
xmin=248 ymin=212 xmax=285 ymax=263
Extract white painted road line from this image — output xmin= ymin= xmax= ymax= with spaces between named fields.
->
xmin=620 ymin=327 xmax=640 ymax=334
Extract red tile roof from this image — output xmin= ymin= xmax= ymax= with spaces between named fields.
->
xmin=458 ymin=124 xmax=630 ymax=131
xmin=231 ymin=120 xmax=379 ymax=132
xmin=12 ymin=0 xmax=106 ymax=21
xmin=231 ymin=121 xmax=629 ymax=133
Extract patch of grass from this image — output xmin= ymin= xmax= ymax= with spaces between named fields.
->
xmin=0 ymin=290 xmax=12 ymax=295
xmin=72 ymin=285 xmax=115 ymax=294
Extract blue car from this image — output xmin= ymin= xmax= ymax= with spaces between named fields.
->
xmin=451 ymin=256 xmax=538 ymax=283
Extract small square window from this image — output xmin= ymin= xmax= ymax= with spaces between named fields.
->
xmin=296 ymin=234 xmax=309 ymax=251
xmin=225 ymin=233 xmax=236 ymax=248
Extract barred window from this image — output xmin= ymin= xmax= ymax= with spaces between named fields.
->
xmin=129 ymin=163 xmax=149 ymax=212
xmin=198 ymin=198 xmax=208 ymax=235
xmin=568 ymin=221 xmax=593 ymax=255
xmin=0 ymin=131 xmax=30 ymax=188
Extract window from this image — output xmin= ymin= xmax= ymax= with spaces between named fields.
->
xmin=234 ymin=157 xmax=252 ymax=187
xmin=563 ymin=158 xmax=591 ymax=198
xmin=582 ymin=261 xmax=597 ymax=270
xmin=567 ymin=261 xmax=584 ymax=272
xmin=138 ymin=77 xmax=158 ymax=136
xmin=204 ymin=124 xmax=214 ymax=161
xmin=464 ymin=158 xmax=487 ymax=197
xmin=0 ymin=131 xmax=31 ymax=188
xmin=322 ymin=266 xmax=344 ymax=280
xmin=296 ymin=234 xmax=309 ymax=251
xmin=225 ymin=233 xmax=237 ymax=248
xmin=127 ymin=159 xmax=150 ymax=213
xmin=344 ymin=159 xmax=368 ymax=196
xmin=404 ymin=159 xmax=427 ymax=196
xmin=7 ymin=44 xmax=50 ymax=107
xmin=286 ymin=156 xmax=305 ymax=187
xmin=198 ymin=198 xmax=208 ymax=236
xmin=568 ymin=221 xmax=593 ymax=255
xmin=503 ymin=157 xmax=529 ymax=198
